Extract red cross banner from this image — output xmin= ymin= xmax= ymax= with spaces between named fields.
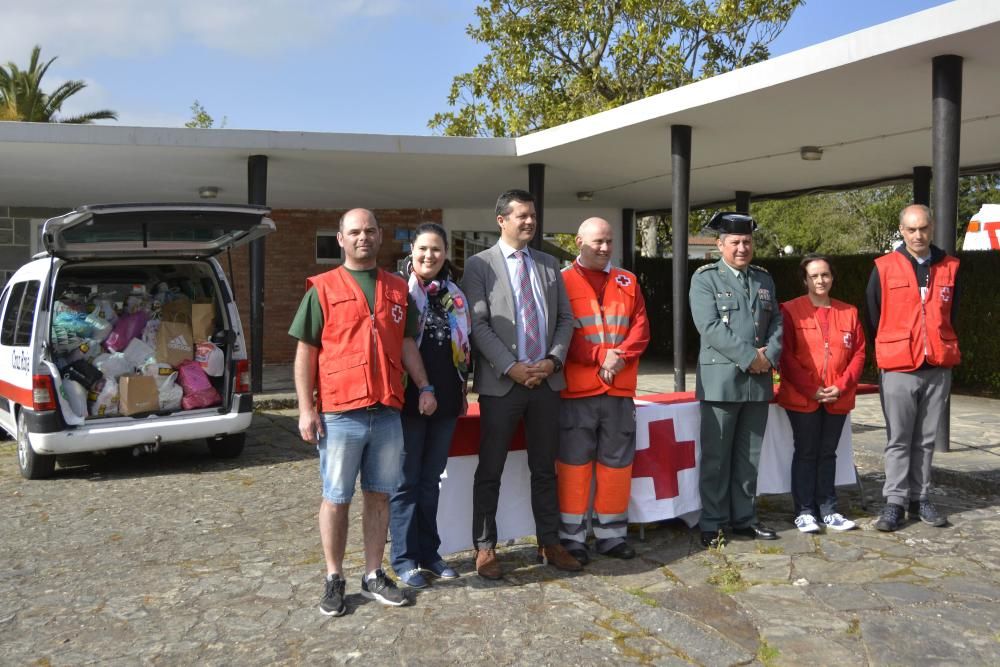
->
xmin=628 ymin=398 xmax=703 ymax=526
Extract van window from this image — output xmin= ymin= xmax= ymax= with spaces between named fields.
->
xmin=0 ymin=280 xmax=41 ymax=346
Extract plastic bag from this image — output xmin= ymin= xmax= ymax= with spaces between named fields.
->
xmin=158 ymin=373 xmax=183 ymax=412
xmin=94 ymin=352 xmax=134 ymax=379
xmin=92 ymin=297 xmax=119 ymax=324
xmin=63 ymin=359 xmax=104 ymax=390
xmin=122 ymin=337 xmax=155 ymax=369
xmin=61 ymin=379 xmax=88 ymax=419
xmin=141 ymin=359 xmax=177 ymax=389
xmin=195 ymin=341 xmax=225 ymax=377
xmin=141 ymin=318 xmax=161 ymax=350
xmin=177 ymin=360 xmax=221 ymax=410
xmin=88 ymin=377 xmax=120 ymax=418
xmin=105 ymin=311 xmax=149 ymax=352
xmin=83 ymin=312 xmax=113 ymax=342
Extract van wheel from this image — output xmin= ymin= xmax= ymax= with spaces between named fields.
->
xmin=17 ymin=412 xmax=56 ymax=480
xmin=207 ymin=433 xmax=245 ymax=458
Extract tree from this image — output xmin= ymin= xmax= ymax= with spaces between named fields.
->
xmin=430 ymin=0 xmax=803 ymax=137
xmin=0 ymin=45 xmax=117 ymax=123
xmin=185 ymin=100 xmax=227 ymax=129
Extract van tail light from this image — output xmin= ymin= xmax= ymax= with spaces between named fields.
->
xmin=235 ymin=360 xmax=251 ymax=394
xmin=32 ymin=375 xmax=58 ymax=411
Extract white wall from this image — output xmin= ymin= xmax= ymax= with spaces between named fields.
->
xmin=443 ymin=207 xmax=625 ymax=265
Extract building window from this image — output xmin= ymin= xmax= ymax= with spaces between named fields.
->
xmin=315 ymin=231 xmax=342 ymax=265
xmin=0 ymin=218 xmax=30 ymax=246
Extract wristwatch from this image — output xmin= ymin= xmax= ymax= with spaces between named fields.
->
xmin=545 ymin=355 xmax=563 ymax=373
xmin=419 ymin=385 xmax=436 ymax=394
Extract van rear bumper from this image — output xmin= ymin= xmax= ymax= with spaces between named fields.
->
xmin=27 ymin=405 xmax=253 ymax=456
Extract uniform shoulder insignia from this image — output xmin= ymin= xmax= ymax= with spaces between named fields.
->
xmin=695 ymin=264 xmax=715 ymax=273
xmin=749 ymin=264 xmax=769 ymax=274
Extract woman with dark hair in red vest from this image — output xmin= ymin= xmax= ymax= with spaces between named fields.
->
xmin=778 ymin=254 xmax=866 ymax=533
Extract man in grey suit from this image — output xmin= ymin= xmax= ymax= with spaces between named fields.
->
xmin=461 ymin=189 xmax=581 ymax=579
xmin=689 ymin=212 xmax=783 ymax=548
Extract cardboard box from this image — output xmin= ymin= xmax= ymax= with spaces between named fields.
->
xmin=119 ymin=375 xmax=160 ymax=415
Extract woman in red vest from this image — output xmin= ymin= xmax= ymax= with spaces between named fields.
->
xmin=388 ymin=223 xmax=472 ymax=589
xmin=778 ymin=254 xmax=866 ymax=533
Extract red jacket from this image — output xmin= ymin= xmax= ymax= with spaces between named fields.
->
xmin=777 ymin=296 xmax=865 ymax=414
xmin=308 ymin=267 xmax=409 ymax=412
xmin=561 ymin=263 xmax=650 ymax=399
xmin=874 ymin=251 xmax=960 ymax=371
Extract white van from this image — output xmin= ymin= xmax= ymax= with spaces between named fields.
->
xmin=962 ymin=204 xmax=1000 ymax=251
xmin=0 ymin=203 xmax=275 ymax=478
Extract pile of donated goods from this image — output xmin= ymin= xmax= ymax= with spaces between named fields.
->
xmin=50 ymin=282 xmax=226 ymax=420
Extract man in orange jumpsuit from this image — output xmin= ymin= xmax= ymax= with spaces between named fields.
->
xmin=557 ymin=217 xmax=650 ymax=562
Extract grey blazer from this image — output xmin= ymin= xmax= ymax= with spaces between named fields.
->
xmin=461 ymin=244 xmax=574 ymax=397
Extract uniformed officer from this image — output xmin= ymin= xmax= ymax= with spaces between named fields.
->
xmin=689 ymin=212 xmax=783 ymax=548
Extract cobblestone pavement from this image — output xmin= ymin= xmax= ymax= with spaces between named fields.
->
xmin=3 ymin=399 xmax=1000 ymax=666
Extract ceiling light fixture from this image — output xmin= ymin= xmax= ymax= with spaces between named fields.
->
xmin=576 ymin=191 xmax=594 ymax=201
xmin=198 ymin=186 xmax=220 ymax=199
xmin=799 ymin=146 xmax=823 ymax=161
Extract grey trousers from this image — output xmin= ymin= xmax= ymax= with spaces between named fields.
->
xmin=879 ymin=367 xmax=952 ymax=506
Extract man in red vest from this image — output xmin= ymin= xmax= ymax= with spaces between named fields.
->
xmin=557 ymin=217 xmax=650 ymax=562
xmin=290 ymin=208 xmax=436 ymax=617
xmin=866 ymin=204 xmax=960 ymax=532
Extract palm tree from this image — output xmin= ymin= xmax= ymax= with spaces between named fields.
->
xmin=0 ymin=45 xmax=117 ymax=123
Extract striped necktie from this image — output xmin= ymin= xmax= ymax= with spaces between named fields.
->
xmin=514 ymin=250 xmax=543 ymax=361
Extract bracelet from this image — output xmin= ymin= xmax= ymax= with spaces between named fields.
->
xmin=419 ymin=385 xmax=435 ymax=394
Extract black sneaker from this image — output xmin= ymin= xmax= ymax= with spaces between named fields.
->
xmin=361 ymin=569 xmax=409 ymax=607
xmin=319 ymin=574 xmax=346 ymax=617
xmin=909 ymin=500 xmax=948 ymax=527
xmin=875 ymin=503 xmax=905 ymax=532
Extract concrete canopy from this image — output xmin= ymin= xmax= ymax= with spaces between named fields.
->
xmin=0 ymin=0 xmax=998 ymax=213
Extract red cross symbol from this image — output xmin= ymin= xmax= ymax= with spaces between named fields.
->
xmin=631 ymin=418 xmax=696 ymax=499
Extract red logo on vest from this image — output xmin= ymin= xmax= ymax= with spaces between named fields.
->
xmin=391 ymin=303 xmax=404 ymax=324
xmin=939 ymin=286 xmax=953 ymax=303
xmin=615 ymin=274 xmax=632 ymax=287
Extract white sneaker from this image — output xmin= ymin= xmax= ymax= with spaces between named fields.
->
xmin=823 ymin=513 xmax=857 ymax=531
xmin=794 ymin=514 xmax=821 ymax=533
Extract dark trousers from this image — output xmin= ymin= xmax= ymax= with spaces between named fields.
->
xmin=473 ymin=384 xmax=561 ymax=549
xmin=698 ymin=401 xmax=769 ymax=532
xmin=389 ymin=413 xmax=459 ymax=574
xmin=786 ymin=407 xmax=847 ymax=518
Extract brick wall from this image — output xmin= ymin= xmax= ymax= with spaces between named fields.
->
xmin=223 ymin=208 xmax=442 ymax=365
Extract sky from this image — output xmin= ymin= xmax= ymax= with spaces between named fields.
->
xmin=0 ymin=0 xmax=952 ymax=135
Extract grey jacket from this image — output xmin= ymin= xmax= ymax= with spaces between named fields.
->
xmin=689 ymin=260 xmax=783 ymax=402
xmin=461 ymin=244 xmax=574 ymax=397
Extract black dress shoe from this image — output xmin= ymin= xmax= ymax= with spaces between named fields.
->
xmin=601 ymin=542 xmax=636 ymax=560
xmin=731 ymin=522 xmax=778 ymax=540
xmin=699 ymin=531 xmax=726 ymax=548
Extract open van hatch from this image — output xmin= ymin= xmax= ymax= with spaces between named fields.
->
xmin=42 ymin=203 xmax=275 ymax=260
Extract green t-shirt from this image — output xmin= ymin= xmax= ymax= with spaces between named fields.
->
xmin=288 ymin=268 xmax=419 ymax=346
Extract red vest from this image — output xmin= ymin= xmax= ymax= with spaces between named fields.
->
xmin=307 ymin=267 xmax=409 ymax=412
xmin=874 ymin=251 xmax=960 ymax=372
xmin=561 ymin=265 xmax=639 ymax=398
xmin=777 ymin=296 xmax=862 ymax=414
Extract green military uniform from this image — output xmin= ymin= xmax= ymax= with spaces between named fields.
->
xmin=689 ymin=259 xmax=783 ymax=533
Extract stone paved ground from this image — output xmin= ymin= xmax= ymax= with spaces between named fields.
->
xmin=3 ymin=395 xmax=1000 ymax=666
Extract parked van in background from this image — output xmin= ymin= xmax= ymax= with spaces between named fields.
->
xmin=962 ymin=204 xmax=1000 ymax=251
xmin=0 ymin=204 xmax=274 ymax=478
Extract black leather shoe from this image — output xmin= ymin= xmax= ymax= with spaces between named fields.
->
xmin=731 ymin=522 xmax=779 ymax=540
xmin=699 ymin=531 xmax=726 ymax=548
xmin=601 ymin=542 xmax=636 ymax=560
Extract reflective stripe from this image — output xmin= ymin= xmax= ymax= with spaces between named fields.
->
xmin=584 ymin=333 xmax=605 ymax=344
xmin=577 ymin=314 xmax=603 ymax=326
xmin=605 ymin=315 xmax=630 ymax=327
xmin=593 ymin=525 xmax=628 ymax=539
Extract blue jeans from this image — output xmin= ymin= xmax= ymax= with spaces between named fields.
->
xmin=317 ymin=405 xmax=404 ymax=504
xmin=389 ymin=413 xmax=458 ymax=574
xmin=787 ymin=407 xmax=847 ymax=517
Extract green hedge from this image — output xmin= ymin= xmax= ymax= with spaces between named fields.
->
xmin=635 ymin=251 xmax=1000 ymax=396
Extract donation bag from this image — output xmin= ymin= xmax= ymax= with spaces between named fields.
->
xmin=155 ymin=313 xmax=194 ymax=366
